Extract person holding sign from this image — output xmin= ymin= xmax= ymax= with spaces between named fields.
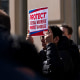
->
xmin=43 ymin=25 xmax=75 ymax=80
xmin=28 ymin=7 xmax=74 ymax=80
xmin=26 ymin=25 xmax=76 ymax=80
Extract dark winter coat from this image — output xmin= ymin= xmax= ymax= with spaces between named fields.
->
xmin=43 ymin=36 xmax=74 ymax=80
xmin=57 ymin=36 xmax=74 ymax=80
xmin=68 ymin=39 xmax=80 ymax=79
xmin=39 ymin=49 xmax=47 ymax=64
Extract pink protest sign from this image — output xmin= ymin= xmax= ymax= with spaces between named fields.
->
xmin=29 ymin=7 xmax=48 ymax=36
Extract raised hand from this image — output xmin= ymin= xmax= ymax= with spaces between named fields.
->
xmin=26 ymin=34 xmax=34 ymax=44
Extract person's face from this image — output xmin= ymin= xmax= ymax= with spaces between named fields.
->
xmin=63 ymin=27 xmax=71 ymax=39
xmin=48 ymin=27 xmax=60 ymax=44
xmin=48 ymin=28 xmax=58 ymax=44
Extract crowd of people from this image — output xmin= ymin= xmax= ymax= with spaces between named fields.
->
xmin=38 ymin=26 xmax=80 ymax=80
xmin=0 ymin=9 xmax=80 ymax=80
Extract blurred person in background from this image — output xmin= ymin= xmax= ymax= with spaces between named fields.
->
xmin=61 ymin=25 xmax=73 ymax=39
xmin=0 ymin=9 xmax=45 ymax=80
xmin=61 ymin=24 xmax=80 ymax=80
xmin=0 ymin=9 xmax=30 ymax=80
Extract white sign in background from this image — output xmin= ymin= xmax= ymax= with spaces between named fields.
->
xmin=29 ymin=7 xmax=48 ymax=36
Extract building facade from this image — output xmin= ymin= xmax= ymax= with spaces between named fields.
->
xmin=1 ymin=0 xmax=80 ymax=51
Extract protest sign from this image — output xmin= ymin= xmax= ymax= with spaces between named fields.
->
xmin=29 ymin=7 xmax=48 ymax=36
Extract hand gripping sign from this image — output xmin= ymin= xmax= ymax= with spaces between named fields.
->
xmin=29 ymin=7 xmax=48 ymax=36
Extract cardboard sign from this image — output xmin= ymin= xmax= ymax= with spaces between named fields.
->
xmin=29 ymin=7 xmax=48 ymax=36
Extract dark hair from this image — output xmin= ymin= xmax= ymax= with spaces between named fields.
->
xmin=62 ymin=25 xmax=73 ymax=35
xmin=6 ymin=36 xmax=42 ymax=72
xmin=49 ymin=26 xmax=63 ymax=39
xmin=0 ymin=9 xmax=11 ymax=32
